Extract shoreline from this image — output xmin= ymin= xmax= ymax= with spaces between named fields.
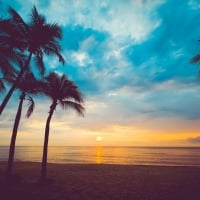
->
xmin=1 ymin=162 xmax=200 ymax=200
xmin=1 ymin=160 xmax=200 ymax=167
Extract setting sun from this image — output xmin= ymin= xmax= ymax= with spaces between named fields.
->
xmin=96 ymin=136 xmax=103 ymax=142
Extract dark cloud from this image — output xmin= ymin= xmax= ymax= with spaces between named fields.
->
xmin=187 ymin=136 xmax=200 ymax=143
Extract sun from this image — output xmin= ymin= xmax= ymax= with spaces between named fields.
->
xmin=96 ymin=136 xmax=103 ymax=142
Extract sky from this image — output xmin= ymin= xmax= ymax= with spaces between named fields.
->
xmin=1 ymin=0 xmax=200 ymax=146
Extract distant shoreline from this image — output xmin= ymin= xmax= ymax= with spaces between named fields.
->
xmin=0 ymin=162 xmax=200 ymax=200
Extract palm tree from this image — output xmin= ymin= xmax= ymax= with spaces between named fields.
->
xmin=6 ymin=72 xmax=43 ymax=180
xmin=0 ymin=6 xmax=65 ymax=115
xmin=40 ymin=72 xmax=84 ymax=182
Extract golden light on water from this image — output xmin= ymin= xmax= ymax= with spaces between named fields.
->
xmin=95 ymin=146 xmax=103 ymax=164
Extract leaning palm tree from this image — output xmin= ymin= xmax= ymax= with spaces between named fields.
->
xmin=6 ymin=72 xmax=44 ymax=180
xmin=40 ymin=72 xmax=84 ymax=182
xmin=0 ymin=6 xmax=65 ymax=115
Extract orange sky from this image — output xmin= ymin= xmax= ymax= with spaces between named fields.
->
xmin=1 ymin=98 xmax=200 ymax=147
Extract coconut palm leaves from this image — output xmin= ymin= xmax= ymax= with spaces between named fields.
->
xmin=40 ymin=72 xmax=84 ymax=181
xmin=0 ymin=17 xmax=26 ymax=88
xmin=0 ymin=6 xmax=65 ymax=115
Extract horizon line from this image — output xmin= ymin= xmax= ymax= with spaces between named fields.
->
xmin=0 ymin=145 xmax=200 ymax=148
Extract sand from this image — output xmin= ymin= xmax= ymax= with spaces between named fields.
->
xmin=0 ymin=162 xmax=200 ymax=200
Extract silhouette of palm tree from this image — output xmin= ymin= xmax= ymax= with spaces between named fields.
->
xmin=5 ymin=72 xmax=43 ymax=180
xmin=40 ymin=72 xmax=84 ymax=182
xmin=0 ymin=6 xmax=65 ymax=115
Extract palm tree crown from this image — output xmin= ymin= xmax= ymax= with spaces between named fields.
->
xmin=0 ymin=6 xmax=65 ymax=115
xmin=44 ymin=72 xmax=84 ymax=114
xmin=8 ymin=6 xmax=65 ymax=73
xmin=0 ymin=17 xmax=26 ymax=84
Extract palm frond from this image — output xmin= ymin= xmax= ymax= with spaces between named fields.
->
xmin=62 ymin=80 xmax=84 ymax=103
xmin=0 ymin=18 xmax=16 ymax=37
xmin=34 ymin=50 xmax=45 ymax=75
xmin=43 ymin=72 xmax=85 ymax=116
xmin=8 ymin=6 xmax=26 ymax=25
xmin=190 ymin=54 xmax=200 ymax=64
xmin=8 ymin=6 xmax=28 ymax=39
xmin=30 ymin=6 xmax=45 ymax=26
xmin=0 ymin=35 xmax=25 ymax=51
xmin=0 ymin=58 xmax=15 ymax=76
xmin=14 ymin=52 xmax=27 ymax=67
xmin=25 ymin=95 xmax=35 ymax=118
xmin=43 ymin=41 xmax=65 ymax=64
xmin=45 ymin=72 xmax=58 ymax=84
xmin=59 ymin=100 xmax=84 ymax=116
xmin=44 ymin=23 xmax=62 ymax=39
xmin=2 ymin=68 xmax=18 ymax=84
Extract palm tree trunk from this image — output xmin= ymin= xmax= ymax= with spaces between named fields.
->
xmin=41 ymin=101 xmax=57 ymax=181
xmin=6 ymin=92 xmax=25 ymax=179
xmin=0 ymin=52 xmax=32 ymax=115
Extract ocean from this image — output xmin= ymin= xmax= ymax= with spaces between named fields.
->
xmin=0 ymin=146 xmax=200 ymax=166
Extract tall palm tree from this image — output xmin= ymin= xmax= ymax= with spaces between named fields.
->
xmin=40 ymin=72 xmax=84 ymax=182
xmin=6 ymin=72 xmax=43 ymax=179
xmin=0 ymin=6 xmax=65 ymax=115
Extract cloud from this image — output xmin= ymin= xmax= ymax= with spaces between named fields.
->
xmin=187 ymin=136 xmax=200 ymax=143
xmin=10 ymin=0 xmax=163 ymax=43
xmin=188 ymin=0 xmax=200 ymax=9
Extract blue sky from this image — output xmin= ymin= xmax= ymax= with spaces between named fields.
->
xmin=1 ymin=0 xmax=200 ymax=146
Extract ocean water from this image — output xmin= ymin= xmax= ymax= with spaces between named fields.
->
xmin=0 ymin=146 xmax=200 ymax=166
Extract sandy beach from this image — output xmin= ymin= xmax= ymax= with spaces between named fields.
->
xmin=0 ymin=162 xmax=200 ymax=200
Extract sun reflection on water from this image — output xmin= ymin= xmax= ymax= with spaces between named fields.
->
xmin=95 ymin=146 xmax=103 ymax=164
xmin=2 ymin=146 xmax=200 ymax=166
